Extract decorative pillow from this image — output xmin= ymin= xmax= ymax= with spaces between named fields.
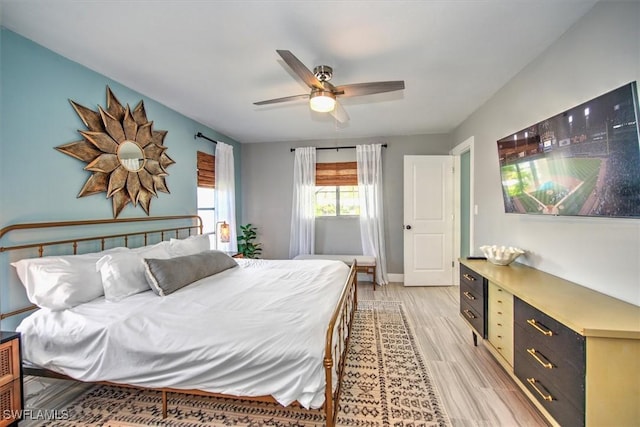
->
xmin=168 ymin=234 xmax=212 ymax=257
xmin=143 ymin=250 xmax=238 ymax=296
xmin=11 ymin=247 xmax=128 ymax=311
xmin=97 ymin=242 xmax=171 ymax=302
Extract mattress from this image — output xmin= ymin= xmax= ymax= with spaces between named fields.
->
xmin=17 ymin=258 xmax=349 ymax=409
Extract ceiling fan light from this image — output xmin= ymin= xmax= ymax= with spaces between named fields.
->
xmin=309 ymin=91 xmax=336 ymax=113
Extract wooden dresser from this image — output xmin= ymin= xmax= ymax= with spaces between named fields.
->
xmin=0 ymin=332 xmax=22 ymax=427
xmin=459 ymin=259 xmax=640 ymax=427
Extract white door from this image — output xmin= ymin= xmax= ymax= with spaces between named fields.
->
xmin=403 ymin=155 xmax=454 ymax=286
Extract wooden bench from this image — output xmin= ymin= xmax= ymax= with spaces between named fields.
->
xmin=293 ymin=254 xmax=377 ymax=290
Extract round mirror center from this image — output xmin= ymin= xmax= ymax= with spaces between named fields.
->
xmin=118 ymin=140 xmax=145 ymax=171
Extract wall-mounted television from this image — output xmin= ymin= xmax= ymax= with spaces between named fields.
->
xmin=497 ymin=82 xmax=640 ymax=218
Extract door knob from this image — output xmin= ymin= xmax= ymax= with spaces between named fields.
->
xmin=405 ymin=225 xmax=412 ymax=230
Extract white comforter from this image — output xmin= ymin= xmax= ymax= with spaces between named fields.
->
xmin=17 ymin=259 xmax=349 ymax=408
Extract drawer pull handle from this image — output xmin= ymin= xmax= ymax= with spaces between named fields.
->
xmin=527 ymin=348 xmax=553 ymax=369
xmin=526 ymin=319 xmax=553 ymax=336
xmin=462 ymin=273 xmax=476 ymax=282
xmin=463 ymin=309 xmax=476 ymax=320
xmin=463 ymin=291 xmax=476 ymax=301
xmin=527 ymin=378 xmax=553 ymax=401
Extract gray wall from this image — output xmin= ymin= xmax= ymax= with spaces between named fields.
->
xmin=452 ymin=1 xmax=640 ymax=305
xmin=241 ymin=134 xmax=452 ymax=274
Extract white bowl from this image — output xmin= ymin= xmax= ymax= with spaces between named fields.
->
xmin=479 ymin=245 xmax=525 ymax=266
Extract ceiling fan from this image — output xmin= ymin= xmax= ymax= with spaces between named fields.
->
xmin=254 ymin=50 xmax=405 ymax=123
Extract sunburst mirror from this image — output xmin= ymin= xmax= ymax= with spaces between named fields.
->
xmin=56 ymin=86 xmax=174 ymax=218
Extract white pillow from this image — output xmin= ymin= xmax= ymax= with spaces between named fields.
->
xmin=11 ymin=247 xmax=128 ymax=311
xmin=97 ymin=242 xmax=171 ymax=302
xmin=131 ymin=240 xmax=171 ymax=256
xmin=168 ymin=234 xmax=212 ymax=257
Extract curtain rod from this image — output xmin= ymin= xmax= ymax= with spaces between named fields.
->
xmin=289 ymin=144 xmax=387 ymax=152
xmin=194 ymin=132 xmax=218 ymax=144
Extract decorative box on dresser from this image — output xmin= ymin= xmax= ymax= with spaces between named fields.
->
xmin=458 ymin=259 xmax=640 ymax=427
xmin=0 ymin=332 xmax=22 ymax=427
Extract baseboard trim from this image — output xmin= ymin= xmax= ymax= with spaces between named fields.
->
xmin=388 ymin=273 xmax=404 ymax=283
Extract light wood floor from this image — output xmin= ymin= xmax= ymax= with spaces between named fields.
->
xmin=358 ymin=281 xmax=549 ymax=427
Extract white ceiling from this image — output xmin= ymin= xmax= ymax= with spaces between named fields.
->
xmin=1 ymin=0 xmax=598 ymax=143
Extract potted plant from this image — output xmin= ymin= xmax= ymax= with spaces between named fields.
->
xmin=237 ymin=224 xmax=262 ymax=259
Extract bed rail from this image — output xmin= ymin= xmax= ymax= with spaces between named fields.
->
xmin=0 ymin=215 xmax=202 ymax=321
xmin=324 ymin=260 xmax=358 ymax=427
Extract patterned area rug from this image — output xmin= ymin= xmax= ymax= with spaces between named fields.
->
xmin=27 ymin=300 xmax=450 ymax=426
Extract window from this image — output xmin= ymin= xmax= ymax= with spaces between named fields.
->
xmin=197 ymin=187 xmax=215 ymax=233
xmin=197 ymin=151 xmax=215 ymax=233
xmin=315 ymin=161 xmax=360 ymax=217
xmin=315 ymin=185 xmax=360 ymax=216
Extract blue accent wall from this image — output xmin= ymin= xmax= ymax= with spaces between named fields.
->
xmin=0 ymin=28 xmax=243 ymax=328
xmin=0 ymin=28 xmax=242 ymax=226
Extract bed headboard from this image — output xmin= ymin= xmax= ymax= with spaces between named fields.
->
xmin=0 ymin=215 xmax=202 ymax=330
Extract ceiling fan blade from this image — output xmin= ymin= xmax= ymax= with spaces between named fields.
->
xmin=335 ymin=81 xmax=405 ymax=97
xmin=276 ymin=50 xmax=324 ymax=90
xmin=254 ymin=94 xmax=309 ymax=106
xmin=329 ymin=100 xmax=349 ymax=123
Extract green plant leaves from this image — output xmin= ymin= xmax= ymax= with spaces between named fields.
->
xmin=238 ymin=224 xmax=262 ymax=259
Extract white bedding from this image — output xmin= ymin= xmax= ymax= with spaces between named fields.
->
xmin=17 ymin=258 xmax=349 ymax=409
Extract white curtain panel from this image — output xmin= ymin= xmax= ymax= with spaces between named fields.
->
xmin=215 ymin=142 xmax=238 ymax=252
xmin=289 ymin=147 xmax=316 ymax=258
xmin=357 ymin=144 xmax=388 ymax=285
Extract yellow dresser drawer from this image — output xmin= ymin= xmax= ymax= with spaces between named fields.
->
xmin=488 ymin=281 xmax=514 ymax=366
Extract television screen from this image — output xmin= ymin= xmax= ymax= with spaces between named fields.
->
xmin=497 ymin=82 xmax=640 ymax=218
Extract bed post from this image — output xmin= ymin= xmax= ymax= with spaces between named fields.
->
xmin=162 ymin=390 xmax=168 ymax=418
xmin=323 ymin=356 xmax=335 ymax=427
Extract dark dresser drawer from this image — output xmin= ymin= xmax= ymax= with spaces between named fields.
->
xmin=515 ymin=298 xmax=585 ymax=371
xmin=514 ymin=298 xmax=585 ymax=427
xmin=515 ymin=347 xmax=584 ymax=427
xmin=460 ymin=264 xmax=485 ymax=294
xmin=514 ymin=319 xmax=585 ymax=381
xmin=514 ymin=325 xmax=585 ymax=413
xmin=460 ymin=281 xmax=484 ymax=315
xmin=460 ymin=300 xmax=485 ymax=337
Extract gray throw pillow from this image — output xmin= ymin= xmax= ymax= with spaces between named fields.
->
xmin=143 ymin=250 xmax=238 ymax=296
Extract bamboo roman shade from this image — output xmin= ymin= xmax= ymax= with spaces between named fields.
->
xmin=316 ymin=162 xmax=357 ymax=186
xmin=197 ymin=151 xmax=215 ymax=188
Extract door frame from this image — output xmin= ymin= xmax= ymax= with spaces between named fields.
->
xmin=451 ymin=136 xmax=475 ymax=286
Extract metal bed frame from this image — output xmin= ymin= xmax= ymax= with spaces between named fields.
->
xmin=0 ymin=215 xmax=357 ymax=426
